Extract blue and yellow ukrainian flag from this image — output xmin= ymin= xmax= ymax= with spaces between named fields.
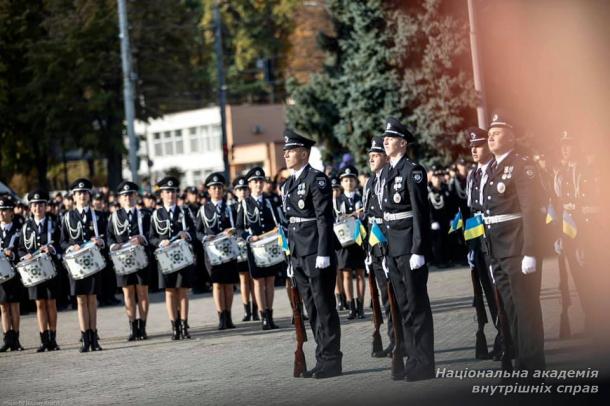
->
xmin=464 ymin=215 xmax=485 ymax=241
xmin=353 ymin=219 xmax=368 ymax=246
xmin=278 ymin=227 xmax=290 ymax=254
xmin=368 ymin=222 xmax=387 ymax=247
xmin=448 ymin=211 xmax=463 ymax=234
xmin=546 ymin=202 xmax=558 ymax=224
xmin=562 ymin=211 xmax=578 ymax=239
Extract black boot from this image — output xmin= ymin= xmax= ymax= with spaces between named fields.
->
xmin=475 ymin=330 xmax=490 ymax=360
xmin=47 ymin=330 xmax=60 ymax=351
xmin=335 ymin=294 xmax=342 ymax=311
xmin=268 ymin=309 xmax=279 ymax=329
xmin=340 ymin=293 xmax=348 ymax=310
xmin=37 ymin=331 xmax=48 ymax=352
xmin=262 ymin=311 xmax=271 ymax=331
xmin=242 ymin=303 xmax=252 ymax=322
xmin=357 ymin=298 xmax=365 ymax=319
xmin=127 ymin=320 xmax=137 ymax=342
xmin=180 ymin=319 xmax=191 ymax=339
xmin=171 ymin=320 xmax=181 ymax=340
xmin=252 ymin=302 xmax=260 ymax=321
xmin=90 ymin=329 xmax=102 ymax=351
xmin=0 ymin=331 xmax=13 ymax=352
xmin=79 ymin=331 xmax=90 ymax=353
xmin=218 ymin=312 xmax=226 ymax=330
xmin=225 ymin=310 xmax=236 ymax=329
xmin=138 ymin=319 xmax=148 ymax=340
xmin=347 ymin=300 xmax=357 ymax=320
xmin=11 ymin=330 xmax=24 ymax=351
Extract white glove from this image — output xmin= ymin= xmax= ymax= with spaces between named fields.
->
xmin=287 ymin=263 xmax=294 ymax=278
xmin=521 ymin=256 xmax=537 ymax=275
xmin=554 ymin=238 xmax=563 ymax=255
xmin=467 ymin=250 xmax=476 ymax=268
xmin=409 ymin=254 xmax=425 ymax=270
xmin=364 ymin=255 xmax=372 ymax=275
xmin=315 ymin=256 xmax=330 ymax=269
xmin=431 ymin=222 xmax=440 ymax=231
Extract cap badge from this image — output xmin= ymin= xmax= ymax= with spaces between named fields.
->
xmin=386 ymin=123 xmax=391 ymax=130
xmin=213 ymin=176 xmax=218 ymax=182
xmin=123 ymin=185 xmax=129 ymax=191
xmin=168 ymin=180 xmax=173 ymax=186
xmin=346 ymin=168 xmax=351 ymax=174
xmin=78 ymin=182 xmax=84 ymax=188
xmin=34 ymin=194 xmax=40 ymax=199
xmin=492 ymin=114 xmax=499 ymax=121
xmin=284 ymin=136 xmax=289 ymax=143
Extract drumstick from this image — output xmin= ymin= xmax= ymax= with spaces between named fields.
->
xmin=256 ymin=227 xmax=279 ymax=240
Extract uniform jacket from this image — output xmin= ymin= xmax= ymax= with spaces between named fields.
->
xmin=17 ymin=216 xmax=61 ymax=258
xmin=0 ymin=221 xmax=22 ymax=262
xmin=107 ymin=208 xmax=151 ymax=247
xmin=235 ymin=195 xmax=281 ymax=238
xmin=148 ymin=205 xmax=196 ymax=248
xmin=363 ymin=174 xmax=385 ymax=258
xmin=60 ymin=208 xmax=108 ymax=251
xmin=195 ymin=200 xmax=236 ymax=240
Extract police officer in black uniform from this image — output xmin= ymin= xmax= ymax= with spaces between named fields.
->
xmin=236 ymin=167 xmax=284 ymax=329
xmin=484 ymin=112 xmax=546 ymax=373
xmin=0 ymin=195 xmax=25 ymax=352
xmin=149 ymin=176 xmax=197 ymax=340
xmin=381 ymin=117 xmax=435 ymax=381
xmin=428 ymin=167 xmax=451 ymax=267
xmin=282 ymin=129 xmax=342 ymax=379
xmin=60 ymin=178 xmax=107 ymax=352
xmin=107 ymin=181 xmax=152 ymax=341
xmin=17 ymin=190 xmax=62 ymax=352
xmin=363 ymin=136 xmax=394 ymax=357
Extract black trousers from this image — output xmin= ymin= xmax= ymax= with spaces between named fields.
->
xmin=292 ymin=253 xmax=342 ymax=370
xmin=471 ymin=243 xmax=498 ymax=324
xmin=370 ymin=254 xmax=394 ymax=346
xmin=490 ymin=255 xmax=545 ymax=371
xmin=386 ymin=255 xmax=435 ymax=375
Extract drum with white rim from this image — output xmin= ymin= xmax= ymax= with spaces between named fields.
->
xmin=250 ymin=232 xmax=284 ymax=268
xmin=155 ymin=239 xmax=194 ymax=275
xmin=17 ymin=252 xmax=57 ymax=287
xmin=235 ymin=237 xmax=248 ymax=263
xmin=110 ymin=241 xmax=149 ymax=276
xmin=63 ymin=242 xmax=106 ymax=280
xmin=203 ymin=234 xmax=240 ymax=266
xmin=0 ymin=252 xmax=15 ymax=284
xmin=333 ymin=217 xmax=357 ymax=247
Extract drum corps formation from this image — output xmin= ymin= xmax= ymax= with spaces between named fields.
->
xmin=0 ymin=113 xmax=600 ymax=382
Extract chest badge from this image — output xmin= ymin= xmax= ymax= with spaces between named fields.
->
xmin=298 ymin=199 xmax=305 ymax=209
xmin=297 ymin=183 xmax=306 ymax=196
xmin=497 ymin=182 xmax=506 ymax=194
xmin=393 ymin=193 xmax=401 ymax=203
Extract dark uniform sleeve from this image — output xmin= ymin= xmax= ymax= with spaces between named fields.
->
xmin=310 ymin=173 xmax=334 ymax=257
xmin=515 ymin=160 xmax=543 ymax=257
xmin=59 ymin=214 xmax=72 ymax=252
xmin=16 ymin=227 xmax=27 ymax=259
xmin=194 ymin=207 xmax=207 ymax=241
xmin=183 ymin=207 xmax=197 ymax=242
xmin=235 ymin=200 xmax=250 ymax=239
xmin=407 ymin=165 xmax=431 ymax=256
xmin=148 ymin=210 xmax=162 ymax=248
xmin=106 ymin=213 xmax=117 ymax=247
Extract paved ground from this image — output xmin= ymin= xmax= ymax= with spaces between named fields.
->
xmin=1 ymin=257 xmax=608 ymax=406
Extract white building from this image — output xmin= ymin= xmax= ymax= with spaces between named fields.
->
xmin=125 ymin=107 xmax=224 ymax=188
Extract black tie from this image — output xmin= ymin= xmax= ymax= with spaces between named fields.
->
xmin=37 ymin=222 xmax=43 ymax=235
xmin=169 ymin=208 xmax=174 ymax=221
xmin=81 ymin=210 xmax=87 ymax=224
xmin=128 ymin=210 xmax=133 ymax=224
xmin=473 ymin=168 xmax=482 ymax=187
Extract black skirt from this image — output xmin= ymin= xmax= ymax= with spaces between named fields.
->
xmin=158 ymin=264 xmax=194 ymax=289
xmin=0 ymin=276 xmax=24 ymax=303
xmin=210 ymin=260 xmax=239 ymax=284
xmin=69 ymin=271 xmax=102 ymax=296
xmin=251 ymin=261 xmax=283 ymax=279
xmin=236 ymin=260 xmax=249 ymax=274
xmin=336 ymin=244 xmax=366 ymax=270
xmin=116 ymin=266 xmax=150 ymax=288
xmin=28 ymin=276 xmax=58 ymax=300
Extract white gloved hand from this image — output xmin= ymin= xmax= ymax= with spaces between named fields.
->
xmin=553 ymin=238 xmax=563 ymax=255
xmin=315 ymin=256 xmax=330 ymax=269
xmin=467 ymin=250 xmax=476 ymax=268
xmin=521 ymin=255 xmax=537 ymax=275
xmin=409 ymin=254 xmax=425 ymax=270
xmin=287 ymin=263 xmax=294 ymax=278
xmin=431 ymin=222 xmax=440 ymax=231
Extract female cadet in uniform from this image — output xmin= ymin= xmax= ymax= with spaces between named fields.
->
xmin=107 ymin=181 xmax=152 ymax=341
xmin=17 ymin=191 xmax=61 ymax=352
xmin=0 ymin=195 xmax=25 ymax=352
xmin=236 ymin=167 xmax=283 ymax=330
xmin=232 ymin=176 xmax=258 ymax=322
xmin=60 ymin=178 xmax=106 ymax=352
xmin=149 ymin=176 xmax=196 ymax=340
xmin=334 ymin=166 xmax=367 ymax=320
xmin=330 ymin=178 xmax=347 ymax=312
xmin=195 ymin=172 xmax=239 ymax=330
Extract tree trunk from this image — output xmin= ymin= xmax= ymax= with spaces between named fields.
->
xmin=106 ymin=138 xmax=122 ymax=190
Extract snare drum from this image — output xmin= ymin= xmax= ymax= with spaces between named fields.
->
xmin=250 ymin=232 xmax=284 ymax=268
xmin=333 ymin=217 xmax=357 ymax=247
xmin=0 ymin=253 xmax=16 ymax=284
xmin=110 ymin=242 xmax=149 ymax=276
xmin=155 ymin=239 xmax=195 ymax=275
xmin=17 ymin=252 xmax=57 ymax=287
xmin=236 ymin=238 xmax=248 ymax=263
xmin=63 ymin=242 xmax=106 ymax=280
xmin=203 ymin=234 xmax=239 ymax=266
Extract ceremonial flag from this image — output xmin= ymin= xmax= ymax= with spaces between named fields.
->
xmin=562 ymin=211 xmax=578 ymax=239
xmin=448 ymin=211 xmax=463 ymax=234
xmin=546 ymin=202 xmax=558 ymax=224
xmin=368 ymin=222 xmax=387 ymax=247
xmin=353 ymin=219 xmax=368 ymax=246
xmin=464 ymin=215 xmax=485 ymax=241
xmin=278 ymin=227 xmax=290 ymax=254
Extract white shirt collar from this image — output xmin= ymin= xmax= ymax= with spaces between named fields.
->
xmin=211 ymin=199 xmax=222 ymax=206
xmin=389 ymin=153 xmax=404 ymax=168
xmin=34 ymin=217 xmax=46 ymax=227
xmin=477 ymin=158 xmax=492 ymax=172
xmin=77 ymin=206 xmax=90 ymax=214
xmin=495 ymin=149 xmax=513 ymax=165
xmin=164 ymin=204 xmax=176 ymax=212
xmin=292 ymin=164 xmax=308 ymax=179
xmin=344 ymin=191 xmax=355 ymax=199
xmin=1 ymin=223 xmax=12 ymax=232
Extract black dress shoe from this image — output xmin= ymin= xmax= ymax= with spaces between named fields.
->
xmin=405 ymin=369 xmax=435 ymax=382
xmin=373 ymin=343 xmax=394 ymax=358
xmin=303 ymin=364 xmax=322 ymax=378
xmin=313 ymin=367 xmax=342 ymax=379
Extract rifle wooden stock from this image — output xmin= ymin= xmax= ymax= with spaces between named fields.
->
xmin=558 ymin=253 xmax=572 ymax=338
xmin=289 ymin=278 xmax=307 ymax=377
xmin=471 ymin=267 xmax=490 ymax=359
xmin=368 ymin=268 xmax=384 ymax=356
xmin=387 ymin=280 xmax=405 ymax=380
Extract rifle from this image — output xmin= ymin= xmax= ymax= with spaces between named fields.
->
xmin=288 ymin=275 xmax=308 ymax=377
xmin=470 ymin=266 xmax=490 ymax=359
xmin=494 ymin=287 xmax=514 ymax=371
xmin=366 ymin=255 xmax=384 ymax=356
xmin=387 ymin=279 xmax=405 ymax=380
xmin=558 ymin=252 xmax=572 ymax=339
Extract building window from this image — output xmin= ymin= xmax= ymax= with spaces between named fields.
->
xmin=192 ymin=170 xmax=202 ymax=183
xmin=163 ymin=131 xmax=174 ymax=155
xmin=153 ymin=132 xmax=163 ymax=157
xmin=189 ymin=127 xmax=199 ymax=153
xmin=175 ymin=130 xmax=183 ymax=154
